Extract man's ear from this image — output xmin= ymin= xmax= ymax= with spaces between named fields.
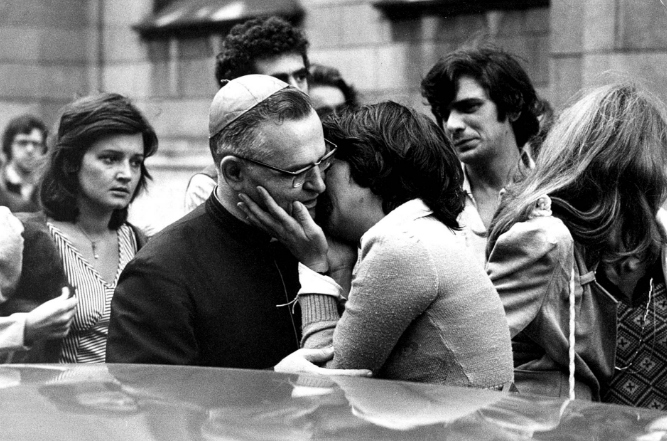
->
xmin=508 ymin=111 xmax=521 ymax=123
xmin=219 ymin=156 xmax=246 ymax=190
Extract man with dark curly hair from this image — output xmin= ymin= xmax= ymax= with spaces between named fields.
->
xmin=185 ymin=16 xmax=311 ymax=213
xmin=421 ymin=46 xmax=541 ymax=266
xmin=214 ymin=16 xmax=309 ymax=92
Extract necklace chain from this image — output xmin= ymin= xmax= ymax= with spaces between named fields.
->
xmin=615 ymin=278 xmax=656 ymax=372
xmin=77 ymin=224 xmax=101 ymax=260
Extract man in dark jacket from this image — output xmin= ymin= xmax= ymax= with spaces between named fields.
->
xmin=106 ymin=75 xmax=330 ymax=368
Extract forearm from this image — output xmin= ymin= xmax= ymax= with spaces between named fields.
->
xmin=299 ymin=294 xmax=339 ymax=349
xmin=297 ymin=263 xmax=343 ymax=349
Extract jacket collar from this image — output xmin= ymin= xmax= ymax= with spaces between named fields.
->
xmin=205 ymin=191 xmax=274 ymax=246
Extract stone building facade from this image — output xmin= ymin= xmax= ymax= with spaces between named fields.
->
xmin=1 ymin=0 xmax=666 ymax=228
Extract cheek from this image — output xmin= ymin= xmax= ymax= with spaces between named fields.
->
xmin=11 ymin=146 xmax=24 ymax=159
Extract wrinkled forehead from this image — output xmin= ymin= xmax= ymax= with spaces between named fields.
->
xmin=14 ymin=127 xmax=45 ymax=140
xmin=452 ymin=75 xmax=490 ymax=101
xmin=253 ymin=52 xmax=306 ymax=77
xmin=254 ymin=110 xmax=325 ymax=163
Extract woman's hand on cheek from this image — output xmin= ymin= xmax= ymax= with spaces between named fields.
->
xmin=238 ymin=186 xmax=329 ymax=272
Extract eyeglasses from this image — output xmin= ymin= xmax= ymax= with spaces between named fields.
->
xmin=238 ymin=139 xmax=337 ymax=188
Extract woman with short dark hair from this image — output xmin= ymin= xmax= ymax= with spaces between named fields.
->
xmin=239 ymin=102 xmax=514 ymax=389
xmin=4 ymin=92 xmax=158 ymax=363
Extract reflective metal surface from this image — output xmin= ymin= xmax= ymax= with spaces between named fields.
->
xmin=1 ymin=364 xmax=666 ymax=440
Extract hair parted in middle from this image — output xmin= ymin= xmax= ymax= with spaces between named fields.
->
xmin=322 ymin=101 xmax=466 ymax=230
xmin=40 ymin=92 xmax=158 ymax=229
xmin=214 ymin=16 xmax=310 ymax=86
xmin=208 ymin=86 xmax=312 ymax=166
xmin=421 ymin=45 xmax=540 ymax=148
xmin=2 ymin=114 xmax=48 ymax=160
xmin=487 ymin=82 xmax=667 ymax=265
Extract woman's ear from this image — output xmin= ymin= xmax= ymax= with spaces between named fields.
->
xmin=219 ymin=156 xmax=245 ymax=190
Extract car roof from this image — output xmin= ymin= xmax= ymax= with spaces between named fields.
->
xmin=1 ymin=364 xmax=666 ymax=440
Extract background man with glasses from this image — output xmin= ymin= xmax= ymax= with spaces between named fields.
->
xmin=107 ymin=75 xmax=363 ymax=374
xmin=0 ymin=114 xmax=47 ymax=212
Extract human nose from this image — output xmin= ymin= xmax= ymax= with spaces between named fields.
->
xmin=446 ymin=110 xmax=465 ymax=135
xmin=302 ymin=166 xmax=326 ymax=194
xmin=24 ymin=142 xmax=39 ymax=153
xmin=116 ymin=160 xmax=133 ymax=181
xmin=286 ymin=75 xmax=300 ymax=89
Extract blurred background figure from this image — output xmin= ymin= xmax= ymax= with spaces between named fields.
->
xmin=184 ymin=16 xmax=312 ymax=214
xmin=0 ymin=207 xmax=77 ymax=358
xmin=0 ymin=115 xmax=47 ymax=212
xmin=4 ymin=93 xmax=156 ymax=363
xmin=308 ymin=63 xmax=359 ymax=118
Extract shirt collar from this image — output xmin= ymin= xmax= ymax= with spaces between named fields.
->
xmin=362 ymin=198 xmax=432 ymax=243
xmin=206 ymin=189 xmax=274 ymax=245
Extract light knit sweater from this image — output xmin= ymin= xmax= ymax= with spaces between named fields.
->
xmin=300 ymin=199 xmax=514 ymax=388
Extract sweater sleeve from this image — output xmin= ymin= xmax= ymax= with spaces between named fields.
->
xmin=329 ymin=233 xmax=438 ymax=372
xmin=486 ymin=216 xmax=574 ymax=338
xmin=297 ymin=263 xmax=344 ymax=349
xmin=0 ymin=313 xmax=27 ymax=352
xmin=106 ymin=255 xmax=199 ymax=365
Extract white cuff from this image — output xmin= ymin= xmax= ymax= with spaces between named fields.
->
xmin=298 ymin=263 xmax=343 ymax=299
xmin=0 ymin=313 xmax=29 ymax=352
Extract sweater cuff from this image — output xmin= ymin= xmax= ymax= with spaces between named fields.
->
xmin=299 ymin=294 xmax=340 ymax=328
xmin=297 ymin=263 xmax=343 ymax=299
xmin=0 ymin=313 xmax=29 ymax=352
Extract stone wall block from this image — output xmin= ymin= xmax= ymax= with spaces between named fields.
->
xmin=487 ymin=10 xmax=525 ymax=37
xmin=181 ymin=58 xmax=218 ymax=99
xmin=104 ymin=0 xmax=152 ymax=27
xmin=583 ymin=53 xmax=667 ymax=105
xmin=139 ymin=98 xmax=210 ymax=139
xmin=0 ymin=0 xmax=88 ymax=28
xmin=304 ymin=6 xmax=344 ymax=48
xmin=102 ymin=62 xmax=153 ymax=99
xmin=342 ymin=3 xmax=390 ymax=46
xmin=525 ymin=7 xmax=550 ymax=34
xmin=310 ymin=47 xmax=377 ymax=91
xmin=551 ymin=0 xmax=583 ymax=54
xmin=0 ymin=27 xmax=87 ymax=63
xmin=377 ymin=43 xmax=419 ymax=90
xmin=104 ymin=26 xmax=149 ymax=62
xmin=435 ymin=14 xmax=488 ymax=45
xmin=549 ymin=56 xmax=583 ymax=109
xmin=616 ymin=0 xmax=667 ymax=50
xmin=582 ymin=0 xmax=615 ymax=50
xmin=0 ymin=64 xmax=87 ymax=100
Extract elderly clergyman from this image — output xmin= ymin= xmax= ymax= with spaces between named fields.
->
xmin=107 ymin=75 xmax=336 ymax=368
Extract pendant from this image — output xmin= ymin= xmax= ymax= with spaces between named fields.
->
xmin=92 ymin=243 xmax=99 ymax=260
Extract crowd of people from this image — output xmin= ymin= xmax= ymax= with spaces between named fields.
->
xmin=1 ymin=15 xmax=666 ymax=411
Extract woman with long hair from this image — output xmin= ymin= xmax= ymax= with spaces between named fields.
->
xmin=4 ymin=92 xmax=158 ymax=363
xmin=486 ymin=83 xmax=667 ymax=402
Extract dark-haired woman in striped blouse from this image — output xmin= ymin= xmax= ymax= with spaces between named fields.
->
xmin=5 ymin=92 xmax=157 ymax=363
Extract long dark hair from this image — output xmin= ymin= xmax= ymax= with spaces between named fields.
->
xmin=40 ymin=93 xmax=158 ymax=229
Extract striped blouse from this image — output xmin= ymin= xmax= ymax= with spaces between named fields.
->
xmin=47 ymin=223 xmax=138 ymax=363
